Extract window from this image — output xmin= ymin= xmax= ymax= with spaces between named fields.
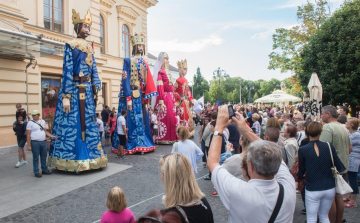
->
xmin=122 ymin=25 xmax=130 ymax=58
xmin=102 ymin=82 xmax=107 ymax=106
xmin=44 ymin=0 xmax=63 ymax=32
xmin=100 ymin=15 xmax=105 ymax=53
xmin=41 ymin=76 xmax=61 ymax=121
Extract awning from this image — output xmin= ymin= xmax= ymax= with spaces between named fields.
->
xmin=254 ymin=90 xmax=302 ymax=103
xmin=0 ymin=28 xmax=64 ymax=60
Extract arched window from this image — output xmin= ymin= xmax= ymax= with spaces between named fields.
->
xmin=100 ymin=15 xmax=105 ymax=53
xmin=122 ymin=25 xmax=130 ymax=58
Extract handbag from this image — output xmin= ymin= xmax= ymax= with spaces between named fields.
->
xmin=327 ymin=142 xmax=353 ymax=195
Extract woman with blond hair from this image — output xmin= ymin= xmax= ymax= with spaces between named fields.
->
xmin=344 ymin=117 xmax=360 ymax=208
xmin=172 ymin=126 xmax=203 ymax=174
xmin=101 ymin=186 xmax=135 ymax=223
xmin=160 ymin=153 xmax=214 ymax=223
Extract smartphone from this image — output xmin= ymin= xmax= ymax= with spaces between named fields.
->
xmin=228 ymin=104 xmax=235 ymax=119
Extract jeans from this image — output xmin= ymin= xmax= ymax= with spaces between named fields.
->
xmin=305 ymin=188 xmax=335 ymax=223
xmin=31 ymin=141 xmax=48 ymax=174
xmin=357 ymin=166 xmax=360 ymax=179
xmin=347 ymin=171 xmax=359 ymax=194
xmin=201 ymin=139 xmax=207 ymax=162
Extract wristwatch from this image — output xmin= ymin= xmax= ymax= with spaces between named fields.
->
xmin=214 ymin=131 xmax=223 ymax=137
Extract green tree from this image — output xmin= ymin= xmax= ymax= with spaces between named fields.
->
xmin=268 ymin=0 xmax=331 ymax=75
xmin=209 ymin=80 xmax=225 ymax=102
xmin=299 ymin=0 xmax=360 ymax=116
xmin=191 ymin=67 xmax=209 ymax=100
xmin=258 ymin=78 xmax=281 ymax=97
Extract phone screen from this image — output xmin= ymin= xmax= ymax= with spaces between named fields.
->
xmin=228 ymin=105 xmax=235 ymax=118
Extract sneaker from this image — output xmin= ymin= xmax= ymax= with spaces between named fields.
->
xmin=121 ymin=156 xmax=128 ymax=160
xmin=42 ymin=170 xmax=52 ymax=175
xmin=204 ymin=176 xmax=211 ymax=180
xmin=21 ymin=160 xmax=28 ymax=166
xmin=115 ymin=154 xmax=121 ymax=158
xmin=301 ymin=209 xmax=306 ymax=214
xmin=15 ymin=162 xmax=22 ymax=168
xmin=211 ymin=191 xmax=218 ymax=196
xmin=35 ymin=173 xmax=42 ymax=178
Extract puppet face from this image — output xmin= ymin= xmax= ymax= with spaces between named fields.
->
xmin=137 ymin=44 xmax=144 ymax=55
xmin=78 ymin=23 xmax=91 ymax=38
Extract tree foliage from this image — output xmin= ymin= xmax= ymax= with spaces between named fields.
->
xmin=268 ymin=0 xmax=331 ymax=75
xmin=190 ymin=67 xmax=209 ymax=100
xmin=299 ymin=0 xmax=360 ymax=115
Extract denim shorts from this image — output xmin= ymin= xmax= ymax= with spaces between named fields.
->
xmin=17 ymin=136 xmax=26 ymax=148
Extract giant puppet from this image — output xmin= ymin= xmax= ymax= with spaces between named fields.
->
xmin=153 ymin=52 xmax=178 ymax=144
xmin=48 ymin=9 xmax=108 ymax=173
xmin=174 ymin=59 xmax=195 ymax=136
xmin=111 ymin=33 xmax=158 ymax=154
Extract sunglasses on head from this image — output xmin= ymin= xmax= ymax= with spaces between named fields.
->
xmin=137 ymin=216 xmax=162 ymax=223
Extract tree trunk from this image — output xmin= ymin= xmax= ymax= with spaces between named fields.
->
xmin=351 ymin=104 xmax=356 ymax=117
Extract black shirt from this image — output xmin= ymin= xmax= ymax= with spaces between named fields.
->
xmin=101 ymin=109 xmax=109 ymax=123
xmin=227 ymin=123 xmax=240 ymax=149
xmin=165 ymin=198 xmax=214 ymax=223
xmin=13 ymin=122 xmax=27 ymax=137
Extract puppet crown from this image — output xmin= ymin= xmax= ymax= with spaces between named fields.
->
xmin=177 ymin=59 xmax=187 ymax=70
xmin=130 ymin=33 xmax=146 ymax=46
xmin=72 ymin=9 xmax=92 ymax=26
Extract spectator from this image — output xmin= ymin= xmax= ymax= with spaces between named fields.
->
xmin=208 ymin=105 xmax=296 ymax=223
xmin=15 ymin=103 xmax=27 ymax=123
xmin=337 ymin=115 xmax=347 ymax=126
xmin=339 ymin=106 xmax=349 ymax=116
xmin=199 ymin=118 xmax=210 ymax=166
xmin=101 ymin=186 xmax=135 ymax=223
xmin=222 ymin=135 xmax=252 ymax=181
xmin=266 ymin=118 xmax=286 ymax=150
xmin=284 ymin=125 xmax=299 ymax=170
xmin=13 ymin=115 xmax=28 ymax=168
xmin=172 ymin=126 xmax=203 ymax=174
xmin=101 ymin=105 xmax=110 ymax=123
xmin=97 ymin=113 xmax=104 ymax=142
xmin=112 ymin=107 xmax=117 ymax=114
xmin=276 ymin=111 xmax=282 ymax=119
xmin=108 ymin=112 xmax=116 ymax=144
xmin=296 ymin=121 xmax=307 ymax=146
xmin=151 ymin=108 xmax=159 ymax=144
xmin=104 ymin=122 xmax=111 ymax=146
xmin=26 ymin=110 xmax=57 ymax=178
xmin=160 ymin=153 xmax=214 ymax=223
xmin=247 ymin=107 xmax=262 ymax=129
xmin=320 ymin=105 xmax=351 ymax=223
xmin=136 ymin=209 xmax=181 ymax=223
xmin=282 ymin=114 xmax=291 ymax=127
xmin=264 ymin=127 xmax=288 ymax=165
xmin=252 ymin=114 xmax=261 ymax=137
xmin=297 ymin=122 xmax=345 ymax=223
xmin=116 ymin=110 xmax=128 ymax=159
xmin=227 ymin=123 xmax=240 ymax=154
xmin=202 ymin=112 xmax=217 ymax=179
xmin=344 ymin=118 xmax=360 ymax=208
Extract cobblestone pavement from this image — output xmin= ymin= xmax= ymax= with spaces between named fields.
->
xmin=1 ymin=126 xmax=359 ymax=223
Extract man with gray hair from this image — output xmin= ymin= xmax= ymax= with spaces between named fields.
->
xmin=320 ymin=105 xmax=351 ymax=223
xmin=296 ymin=121 xmax=306 ymax=146
xmin=208 ymin=105 xmax=296 ymax=223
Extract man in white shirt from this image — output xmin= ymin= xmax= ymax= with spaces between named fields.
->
xmin=296 ymin=121 xmax=306 ymax=146
xmin=116 ymin=109 xmax=127 ymax=159
xmin=96 ymin=113 xmax=104 ymax=144
xmin=151 ymin=108 xmax=159 ymax=144
xmin=208 ymin=106 xmax=296 ymax=223
xmin=26 ymin=110 xmax=57 ymax=178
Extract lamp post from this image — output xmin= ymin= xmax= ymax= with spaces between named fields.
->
xmin=248 ymin=83 xmax=254 ymax=104
xmin=213 ymin=67 xmax=226 ymax=85
xmin=189 ymin=80 xmax=194 ymax=97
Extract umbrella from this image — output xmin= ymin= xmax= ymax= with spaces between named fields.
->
xmin=307 ymin=72 xmax=322 ymax=120
xmin=302 ymin=91 xmax=310 ymax=114
xmin=254 ymin=90 xmax=301 ymax=103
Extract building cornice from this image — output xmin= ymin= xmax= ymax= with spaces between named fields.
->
xmin=100 ymin=0 xmax=116 ymax=9
xmin=116 ymin=5 xmax=140 ymax=21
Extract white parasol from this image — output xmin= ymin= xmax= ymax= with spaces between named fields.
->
xmin=307 ymin=72 xmax=322 ymax=120
xmin=254 ymin=90 xmax=301 ymax=103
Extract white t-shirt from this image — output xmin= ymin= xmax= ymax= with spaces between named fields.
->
xmin=212 ymin=162 xmax=296 ymax=223
xmin=97 ymin=118 xmax=104 ymax=132
xmin=151 ymin=114 xmax=158 ymax=129
xmin=117 ymin=116 xmax=126 ymax=135
xmin=26 ymin=120 xmax=47 ymax=141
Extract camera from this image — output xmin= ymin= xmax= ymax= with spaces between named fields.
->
xmin=228 ymin=104 xmax=235 ymax=119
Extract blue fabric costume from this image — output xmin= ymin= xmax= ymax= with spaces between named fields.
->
xmin=111 ymin=57 xmax=158 ymax=154
xmin=48 ymin=39 xmax=108 ymax=172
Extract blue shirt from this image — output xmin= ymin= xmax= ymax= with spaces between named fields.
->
xmin=172 ymin=139 xmax=204 ymax=174
xmin=297 ymin=140 xmax=345 ymax=191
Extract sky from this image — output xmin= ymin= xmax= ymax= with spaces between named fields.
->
xmin=147 ymin=0 xmax=344 ymax=82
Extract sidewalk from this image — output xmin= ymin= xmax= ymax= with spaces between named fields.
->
xmin=0 ymin=127 xmax=18 ymax=156
xmin=0 ymin=150 xmax=132 ymax=219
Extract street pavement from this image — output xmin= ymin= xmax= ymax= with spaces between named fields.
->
xmin=0 ymin=125 xmax=359 ymax=223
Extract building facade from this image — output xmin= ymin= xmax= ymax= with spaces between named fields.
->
xmin=0 ymin=0 xmax=157 ymax=148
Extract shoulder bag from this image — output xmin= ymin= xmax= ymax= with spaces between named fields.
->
xmin=327 ymin=142 xmax=353 ymax=195
xmin=268 ymin=183 xmax=284 ymax=223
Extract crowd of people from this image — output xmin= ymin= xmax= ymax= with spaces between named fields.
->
xmin=12 ymin=100 xmax=360 ymax=222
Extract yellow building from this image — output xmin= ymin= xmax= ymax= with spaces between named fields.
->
xmin=0 ymin=0 xmax=157 ymax=153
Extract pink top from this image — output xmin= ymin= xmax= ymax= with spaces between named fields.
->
xmin=100 ymin=209 xmax=135 ymax=223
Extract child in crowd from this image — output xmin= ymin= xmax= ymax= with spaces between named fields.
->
xmin=252 ymin=114 xmax=261 ymax=137
xmin=101 ymin=186 xmax=135 ymax=223
xmin=104 ymin=123 xmax=111 ymax=146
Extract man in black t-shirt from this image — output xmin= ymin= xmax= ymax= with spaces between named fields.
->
xmin=101 ymin=105 xmax=110 ymax=123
